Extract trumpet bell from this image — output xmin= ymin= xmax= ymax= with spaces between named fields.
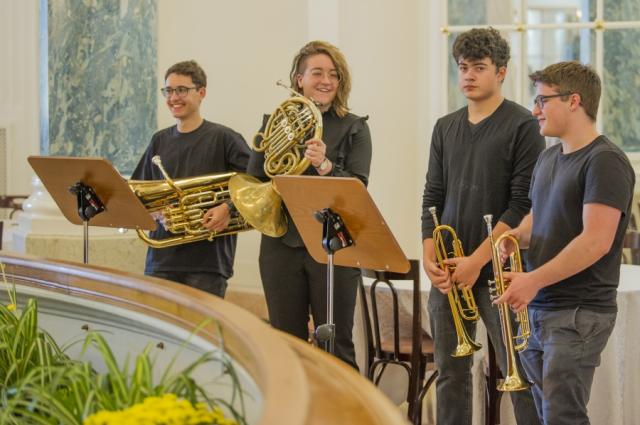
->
xmin=498 ymin=374 xmax=531 ymax=392
xmin=228 ymin=174 xmax=287 ymax=238
xmin=451 ymin=338 xmax=483 ymax=357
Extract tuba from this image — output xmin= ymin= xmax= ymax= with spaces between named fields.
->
xmin=483 ymin=214 xmax=531 ymax=392
xmin=130 ymin=156 xmax=254 ymax=248
xmin=429 ymin=207 xmax=482 ymax=357
xmin=228 ymin=81 xmax=323 ymax=237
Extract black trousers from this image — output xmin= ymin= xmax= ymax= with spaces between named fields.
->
xmin=148 ymin=271 xmax=228 ymax=298
xmin=259 ymin=235 xmax=360 ymax=369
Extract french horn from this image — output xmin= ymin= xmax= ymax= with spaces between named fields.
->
xmin=228 ymin=81 xmax=323 ymax=237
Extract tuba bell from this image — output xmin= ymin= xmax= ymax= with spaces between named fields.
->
xmin=130 ymin=156 xmax=253 ymax=248
xmin=228 ymin=81 xmax=323 ymax=237
xmin=429 ymin=206 xmax=482 ymax=357
xmin=484 ymin=214 xmax=531 ymax=392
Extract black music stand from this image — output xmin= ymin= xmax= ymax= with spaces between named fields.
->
xmin=27 ymin=156 xmax=156 ymax=264
xmin=273 ymin=175 xmax=409 ymax=354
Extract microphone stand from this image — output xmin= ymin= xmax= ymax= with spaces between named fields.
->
xmin=313 ymin=208 xmax=354 ymax=354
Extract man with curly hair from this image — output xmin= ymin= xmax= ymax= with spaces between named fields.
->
xmin=421 ymin=28 xmax=544 ymax=424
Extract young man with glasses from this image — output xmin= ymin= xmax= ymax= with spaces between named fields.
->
xmin=495 ymin=61 xmax=634 ymax=425
xmin=421 ymin=27 xmax=544 ymax=425
xmin=132 ymin=60 xmax=250 ymax=298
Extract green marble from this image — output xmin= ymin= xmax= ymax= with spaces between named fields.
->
xmin=42 ymin=0 xmax=157 ymax=175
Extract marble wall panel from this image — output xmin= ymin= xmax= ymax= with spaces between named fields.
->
xmin=43 ymin=0 xmax=157 ymax=175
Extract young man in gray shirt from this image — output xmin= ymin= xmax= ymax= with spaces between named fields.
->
xmin=496 ymin=61 xmax=634 ymax=425
xmin=132 ymin=60 xmax=249 ymax=298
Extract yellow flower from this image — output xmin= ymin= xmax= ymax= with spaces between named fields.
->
xmin=7 ymin=303 xmax=16 ymax=312
xmin=83 ymin=394 xmax=238 ymax=425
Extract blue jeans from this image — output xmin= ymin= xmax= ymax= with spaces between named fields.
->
xmin=148 ymin=271 xmax=228 ymax=298
xmin=519 ymin=307 xmax=616 ymax=425
xmin=428 ymin=280 xmax=540 ymax=425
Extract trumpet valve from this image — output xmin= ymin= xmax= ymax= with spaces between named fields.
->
xmin=488 ymin=280 xmax=498 ymax=301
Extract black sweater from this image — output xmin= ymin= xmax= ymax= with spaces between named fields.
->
xmin=421 ymin=99 xmax=545 ymax=281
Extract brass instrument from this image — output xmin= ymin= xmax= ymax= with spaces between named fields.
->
xmin=429 ymin=207 xmax=482 ymax=357
xmin=130 ymin=156 xmax=253 ymax=248
xmin=229 ymin=81 xmax=323 ymax=237
xmin=483 ymin=214 xmax=531 ymax=392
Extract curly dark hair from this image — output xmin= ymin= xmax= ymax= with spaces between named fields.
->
xmin=452 ymin=27 xmax=510 ymax=69
xmin=164 ymin=60 xmax=207 ymax=88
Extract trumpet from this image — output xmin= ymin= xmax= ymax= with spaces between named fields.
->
xmin=483 ymin=214 xmax=531 ymax=392
xmin=429 ymin=207 xmax=482 ymax=357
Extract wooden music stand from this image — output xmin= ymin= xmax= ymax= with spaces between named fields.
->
xmin=273 ymin=175 xmax=409 ymax=272
xmin=273 ymin=175 xmax=409 ymax=353
xmin=28 ymin=156 xmax=156 ymax=264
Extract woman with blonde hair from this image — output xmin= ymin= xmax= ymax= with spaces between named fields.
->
xmin=247 ymin=40 xmax=372 ymax=368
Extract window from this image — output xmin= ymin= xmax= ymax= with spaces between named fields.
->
xmin=444 ymin=0 xmax=640 ymax=153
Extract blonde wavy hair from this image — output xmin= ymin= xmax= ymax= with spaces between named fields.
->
xmin=289 ymin=40 xmax=352 ymax=118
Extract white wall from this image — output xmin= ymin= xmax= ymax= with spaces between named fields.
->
xmin=0 ymin=0 xmax=40 ymax=196
xmin=5 ymin=0 xmax=439 ymax=291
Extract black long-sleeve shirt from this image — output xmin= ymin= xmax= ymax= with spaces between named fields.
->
xmin=132 ymin=120 xmax=250 ymax=277
xmin=421 ymin=99 xmax=545 ymax=280
xmin=247 ymin=108 xmax=372 ymax=247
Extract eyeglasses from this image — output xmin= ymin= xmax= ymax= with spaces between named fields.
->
xmin=533 ymin=93 xmax=572 ymax=109
xmin=160 ymin=86 xmax=198 ymax=98
xmin=306 ymin=69 xmax=341 ymax=83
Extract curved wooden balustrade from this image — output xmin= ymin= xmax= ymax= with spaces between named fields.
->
xmin=0 ymin=252 xmax=407 ymax=425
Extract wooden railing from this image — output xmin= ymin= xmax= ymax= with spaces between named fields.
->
xmin=0 ymin=252 xmax=407 ymax=425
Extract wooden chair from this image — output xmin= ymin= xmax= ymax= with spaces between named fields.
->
xmin=359 ymin=259 xmax=438 ymax=425
xmin=0 ymin=195 xmax=28 ymax=249
xmin=0 ymin=195 xmax=28 ymax=219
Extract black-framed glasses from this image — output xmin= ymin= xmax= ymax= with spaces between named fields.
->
xmin=533 ymin=93 xmax=572 ymax=109
xmin=160 ymin=86 xmax=198 ymax=98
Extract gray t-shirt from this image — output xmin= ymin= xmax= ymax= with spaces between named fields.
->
xmin=132 ymin=120 xmax=250 ymax=277
xmin=528 ymin=136 xmax=635 ymax=312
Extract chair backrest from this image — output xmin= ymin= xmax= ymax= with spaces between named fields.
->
xmin=360 ymin=259 xmax=422 ymax=363
xmin=623 ymin=229 xmax=640 ymax=265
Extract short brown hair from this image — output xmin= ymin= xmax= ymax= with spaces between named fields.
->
xmin=452 ymin=27 xmax=510 ymax=69
xmin=289 ymin=40 xmax=351 ymax=118
xmin=529 ymin=61 xmax=601 ymax=121
xmin=164 ymin=60 xmax=207 ymax=88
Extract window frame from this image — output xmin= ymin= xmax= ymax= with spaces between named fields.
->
xmin=441 ymin=0 xmax=640 ymax=165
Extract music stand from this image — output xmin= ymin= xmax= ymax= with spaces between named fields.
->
xmin=273 ymin=175 xmax=409 ymax=354
xmin=28 ymin=156 xmax=156 ymax=264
